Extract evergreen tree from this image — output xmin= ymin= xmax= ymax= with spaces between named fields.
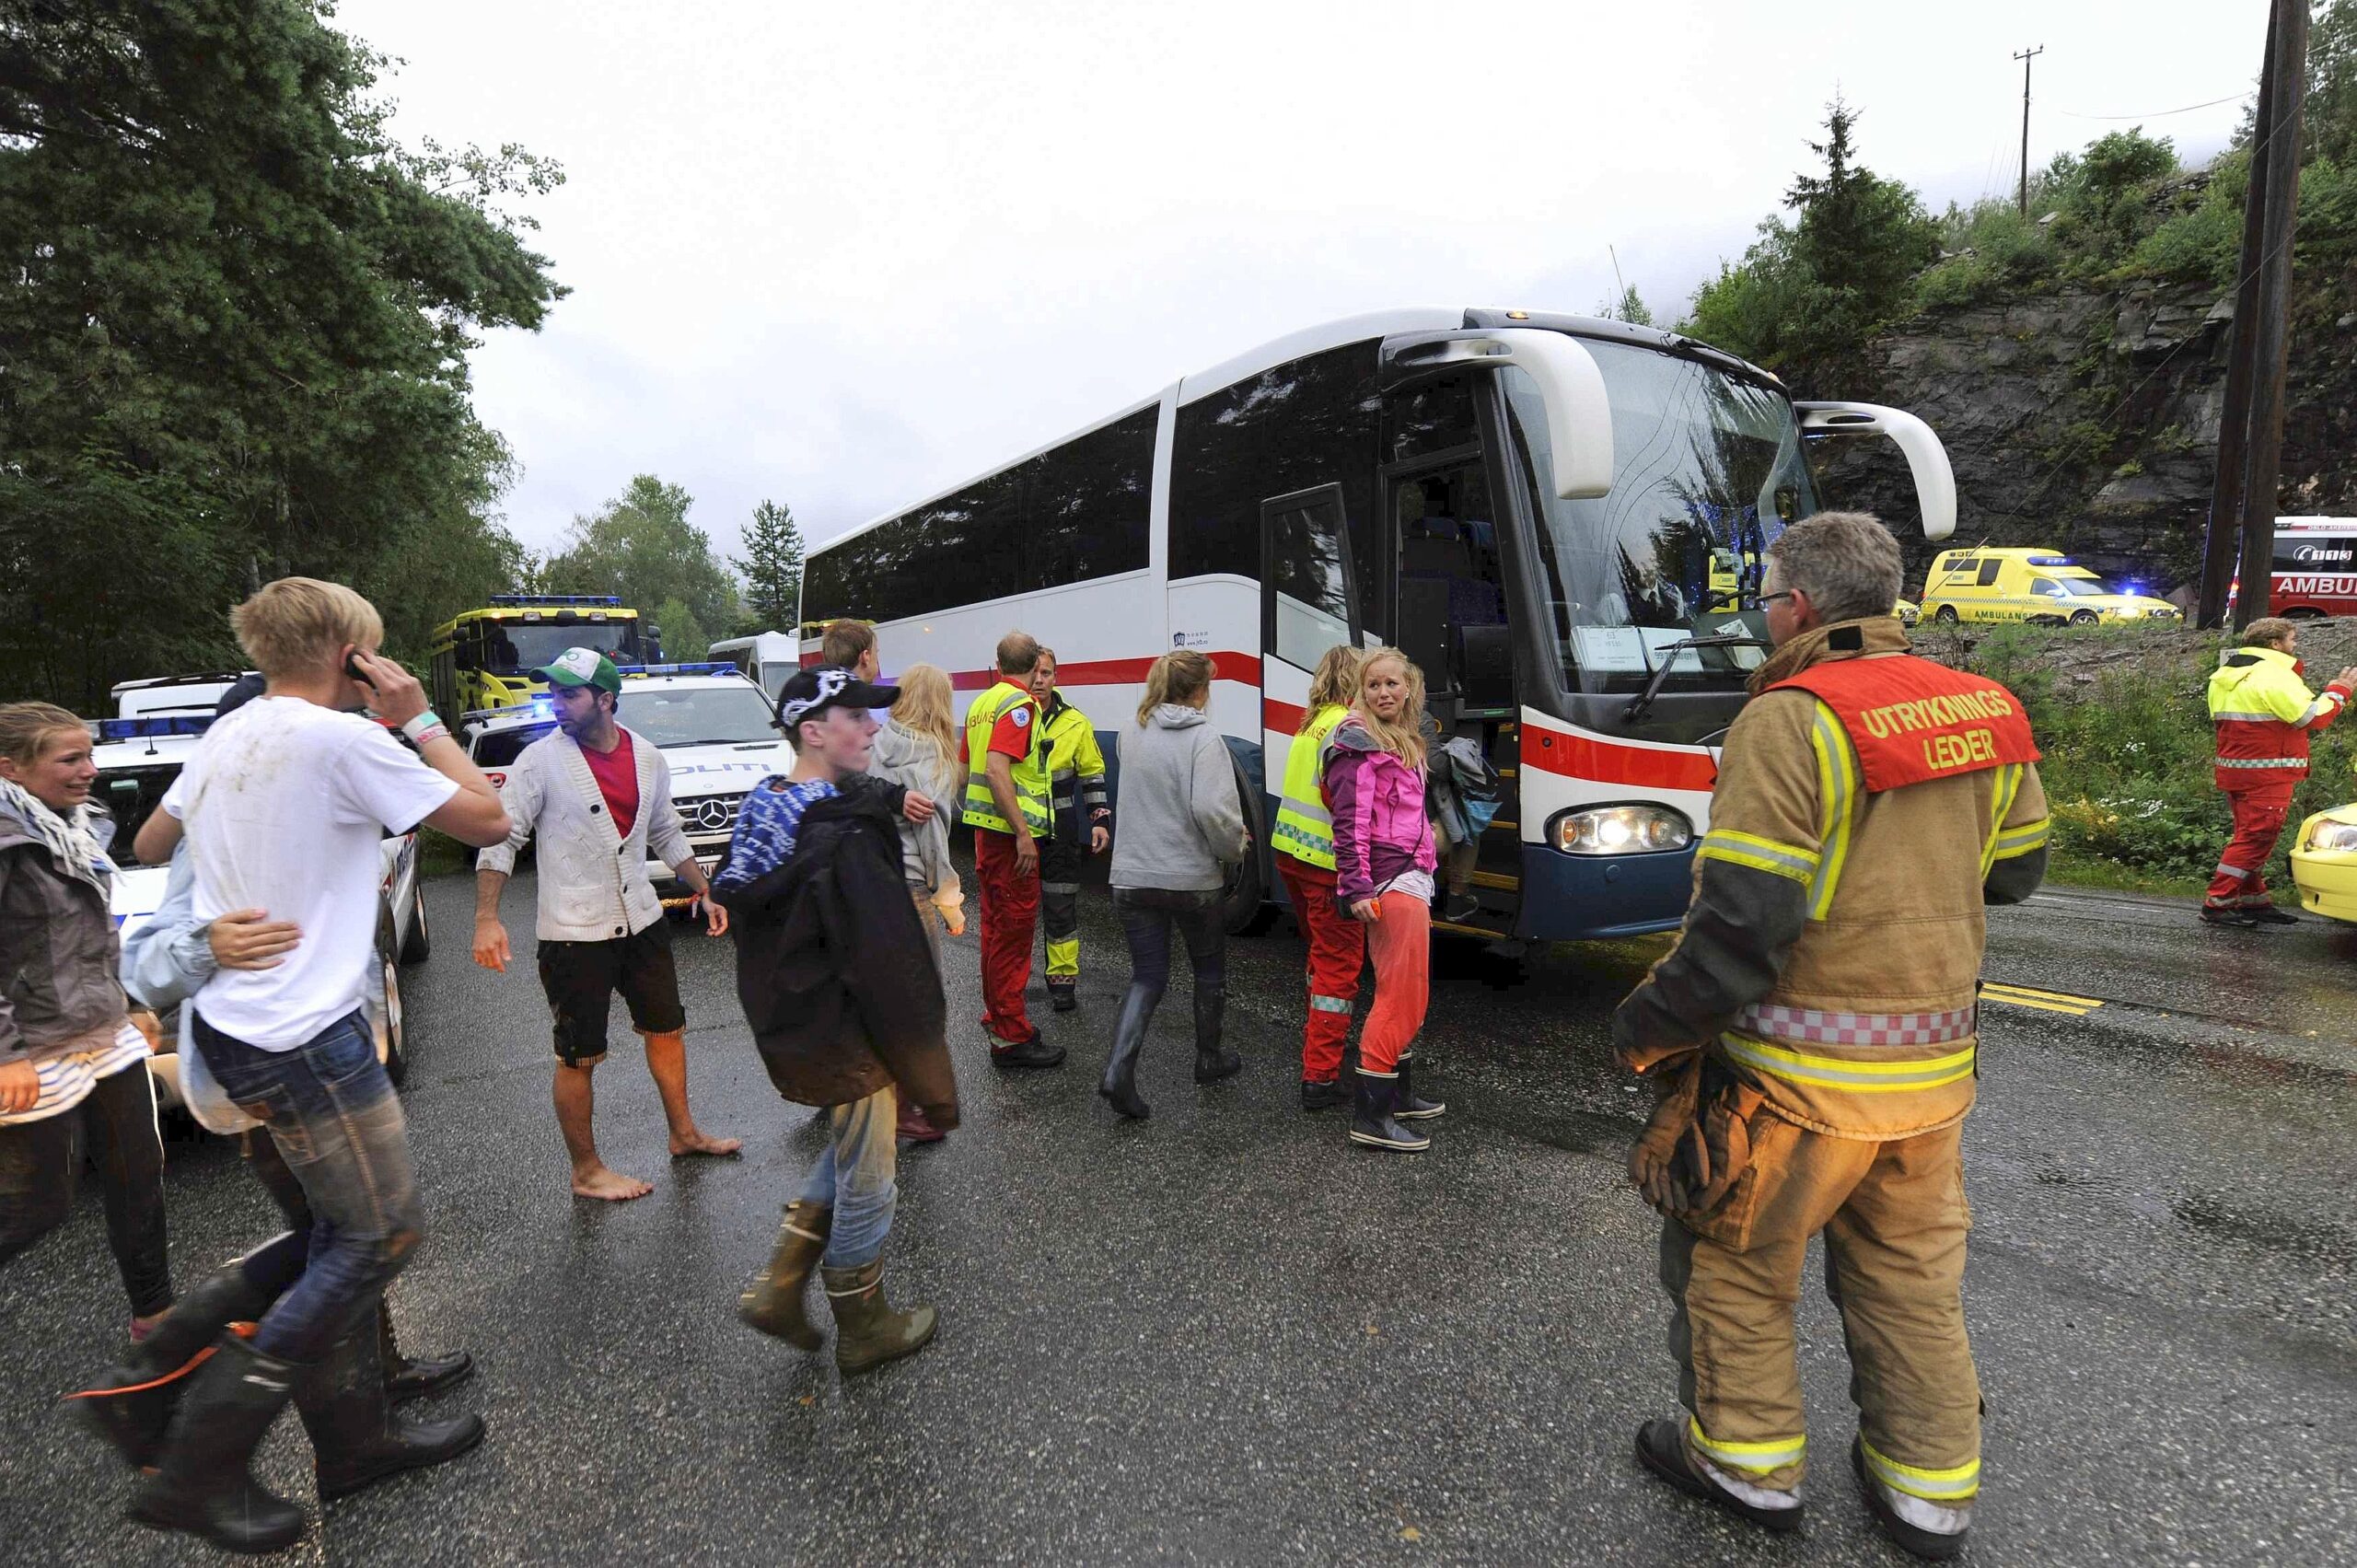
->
xmin=732 ymin=499 xmax=805 ymax=632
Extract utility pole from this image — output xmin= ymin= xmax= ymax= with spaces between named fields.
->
xmin=2014 ymin=46 xmax=2044 ymax=217
xmin=2197 ymin=0 xmax=2309 ymax=630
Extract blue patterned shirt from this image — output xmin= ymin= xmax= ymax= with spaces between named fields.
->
xmin=713 ymin=777 xmax=839 ymax=891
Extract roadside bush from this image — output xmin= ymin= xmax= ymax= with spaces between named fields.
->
xmin=1957 ymin=625 xmax=2357 ymax=890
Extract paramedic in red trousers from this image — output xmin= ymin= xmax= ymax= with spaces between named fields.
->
xmin=1611 ymin=512 xmax=2050 ymax=1562
xmin=963 ymin=631 xmax=1062 ymax=1068
xmin=2201 ymin=617 xmax=2353 ymax=927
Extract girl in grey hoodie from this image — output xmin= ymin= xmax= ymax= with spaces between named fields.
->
xmin=1099 ymin=652 xmax=1250 ymax=1120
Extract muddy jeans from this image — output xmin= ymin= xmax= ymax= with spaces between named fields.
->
xmin=799 ymin=1086 xmax=897 ymax=1269
xmin=192 ymin=1009 xmax=424 ymax=1365
xmin=1109 ymin=886 xmax=1226 ymax=1062
xmin=0 ymin=1059 xmax=173 ymax=1317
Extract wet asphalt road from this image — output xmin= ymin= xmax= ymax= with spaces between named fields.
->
xmin=3 ymin=866 xmax=2353 ymax=1566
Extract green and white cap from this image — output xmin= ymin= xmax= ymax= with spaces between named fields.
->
xmin=535 ymin=647 xmax=622 ymax=695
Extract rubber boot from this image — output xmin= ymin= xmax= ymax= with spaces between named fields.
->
xmin=75 ymin=1264 xmax=273 ymax=1470
xmin=297 ymin=1319 xmax=484 ymax=1502
xmin=1099 ymin=993 xmax=1152 ymax=1120
xmin=378 ymin=1298 xmax=474 ymax=1404
xmin=822 ymin=1260 xmax=937 ymax=1374
xmin=738 ymin=1200 xmax=832 ymax=1350
xmin=1048 ymin=977 xmax=1079 ymax=1013
xmin=129 ymin=1333 xmax=308 ymax=1554
xmin=1190 ymin=979 xmax=1239 ymax=1084
xmin=1347 ymin=1069 xmax=1430 ymax=1152
xmin=1392 ymin=1051 xmax=1446 ymax=1120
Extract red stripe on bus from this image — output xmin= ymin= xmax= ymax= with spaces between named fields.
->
xmin=948 ymin=653 xmax=1262 ymax=692
xmin=1264 ymin=697 xmax=1306 ymax=734
xmin=1521 ymin=725 xmax=1717 ymax=792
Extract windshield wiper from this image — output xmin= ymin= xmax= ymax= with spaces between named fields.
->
xmin=1621 ymin=633 xmax=1772 ymax=724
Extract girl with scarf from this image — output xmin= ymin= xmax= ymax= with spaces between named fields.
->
xmin=0 ymin=703 xmax=174 ymax=1334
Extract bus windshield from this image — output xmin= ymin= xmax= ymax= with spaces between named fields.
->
xmin=1501 ymin=340 xmax=1817 ymax=694
xmin=488 ymin=621 xmax=640 ymax=675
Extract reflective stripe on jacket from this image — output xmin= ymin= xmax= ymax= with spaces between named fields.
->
xmin=961 ymin=680 xmax=1051 ymax=836
xmin=1612 ymin=618 xmax=2052 ymax=1141
xmin=2206 ymin=645 xmax=2349 ymax=791
xmin=1039 ymin=696 xmax=1109 ymax=834
xmin=1274 ymin=703 xmax=1349 ymax=870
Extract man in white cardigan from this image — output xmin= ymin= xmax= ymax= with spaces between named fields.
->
xmin=471 ymin=648 xmax=740 ymax=1201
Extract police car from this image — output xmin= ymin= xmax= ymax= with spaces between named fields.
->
xmin=461 ymin=664 xmax=787 ymax=904
xmin=97 ymin=708 xmax=431 ymax=1095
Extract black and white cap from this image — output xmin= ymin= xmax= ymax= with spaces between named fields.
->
xmin=775 ymin=665 xmax=898 ymax=729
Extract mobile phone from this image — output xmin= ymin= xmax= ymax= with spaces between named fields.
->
xmin=344 ymin=651 xmax=375 ymax=687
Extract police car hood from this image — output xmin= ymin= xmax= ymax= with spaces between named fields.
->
xmin=656 ymin=736 xmax=793 ymax=797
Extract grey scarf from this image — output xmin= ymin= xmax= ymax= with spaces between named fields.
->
xmin=0 ymin=779 xmax=115 ymax=892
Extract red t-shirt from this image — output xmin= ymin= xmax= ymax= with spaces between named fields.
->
xmin=988 ymin=694 xmax=1038 ymax=762
xmin=581 ymin=730 xmax=639 ymax=838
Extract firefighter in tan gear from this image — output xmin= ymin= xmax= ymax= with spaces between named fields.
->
xmin=1611 ymin=512 xmax=2050 ymax=1562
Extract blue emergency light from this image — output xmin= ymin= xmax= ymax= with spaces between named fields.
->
xmin=612 ymin=663 xmax=734 ymax=678
xmin=98 ymin=715 xmax=213 ymax=741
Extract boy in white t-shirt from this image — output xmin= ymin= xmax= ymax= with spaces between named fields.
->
xmin=124 ymin=579 xmax=509 ymax=1555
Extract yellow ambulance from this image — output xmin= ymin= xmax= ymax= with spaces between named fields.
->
xmin=1919 ymin=547 xmax=2178 ymax=626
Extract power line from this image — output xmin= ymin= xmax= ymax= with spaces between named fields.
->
xmin=2058 ymin=91 xmax=2247 ymax=121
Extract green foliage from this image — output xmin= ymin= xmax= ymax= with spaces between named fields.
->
xmin=1963 ymin=626 xmax=2354 ymax=889
xmin=0 ymin=0 xmax=564 ymax=710
xmin=1595 ymin=285 xmax=1655 ymax=326
xmin=1681 ymin=6 xmax=2357 ymax=377
xmin=544 ymin=476 xmax=741 ymax=645
xmin=649 ymin=596 xmax=709 ymax=664
xmin=1680 ymin=98 xmax=1937 ymax=384
xmin=730 ymin=499 xmax=805 ymax=633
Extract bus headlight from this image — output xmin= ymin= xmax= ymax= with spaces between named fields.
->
xmin=1550 ymin=805 xmax=1694 ymax=855
xmin=2307 ymin=819 xmax=2357 ymax=854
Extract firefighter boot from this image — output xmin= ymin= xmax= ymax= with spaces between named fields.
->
xmin=75 ymin=1264 xmax=274 ymax=1470
xmin=129 ymin=1334 xmax=308 ymax=1553
xmin=1347 ymin=1069 xmax=1429 ymax=1153
xmin=1634 ymin=1417 xmax=1805 ymax=1534
xmin=822 ymin=1260 xmax=937 ymax=1375
xmin=738 ymin=1201 xmax=832 ymax=1350
xmin=296 ymin=1318 xmax=484 ymax=1502
xmin=379 ymin=1299 xmax=474 ymax=1404
xmin=1392 ymin=1051 xmax=1446 ymax=1120
xmin=1853 ymin=1436 xmax=1971 ymax=1561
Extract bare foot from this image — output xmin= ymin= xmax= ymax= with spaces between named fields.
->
xmin=573 ymin=1165 xmax=655 ymax=1202
xmin=669 ymin=1129 xmax=743 ymax=1159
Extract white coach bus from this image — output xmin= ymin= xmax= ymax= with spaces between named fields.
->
xmin=799 ymin=308 xmax=1956 ymax=942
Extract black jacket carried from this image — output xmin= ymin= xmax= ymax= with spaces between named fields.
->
xmin=714 ymin=783 xmax=958 ymax=1120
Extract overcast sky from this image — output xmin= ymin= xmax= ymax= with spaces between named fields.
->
xmin=342 ymin=0 xmax=2262 ymax=571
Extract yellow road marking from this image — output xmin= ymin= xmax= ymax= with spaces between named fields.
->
xmin=1980 ymin=981 xmax=2103 ymax=1017
xmin=1983 ymin=981 xmax=2104 ymax=1006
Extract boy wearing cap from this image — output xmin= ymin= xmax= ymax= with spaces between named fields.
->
xmin=472 ymin=647 xmax=740 ymax=1202
xmin=718 ymin=667 xmax=957 ymax=1374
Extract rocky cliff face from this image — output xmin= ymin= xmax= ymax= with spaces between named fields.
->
xmin=1810 ymin=280 xmax=2357 ymax=597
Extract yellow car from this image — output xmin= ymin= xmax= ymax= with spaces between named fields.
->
xmin=2290 ymin=804 xmax=2357 ymax=923
xmin=1921 ymin=547 xmax=2180 ymax=627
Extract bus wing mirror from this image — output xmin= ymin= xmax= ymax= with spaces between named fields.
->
xmin=1383 ymin=330 xmax=1614 ymax=499
xmin=1796 ymin=401 xmax=1957 ymax=540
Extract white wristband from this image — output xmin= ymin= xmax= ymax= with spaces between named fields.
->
xmin=401 ymin=711 xmax=447 ymax=744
